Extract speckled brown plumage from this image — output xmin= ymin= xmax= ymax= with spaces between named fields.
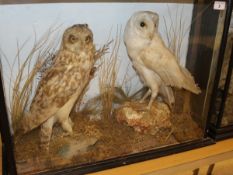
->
xmin=18 ymin=24 xmax=96 ymax=149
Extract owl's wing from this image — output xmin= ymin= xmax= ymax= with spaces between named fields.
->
xmin=139 ymin=42 xmax=201 ymax=94
xmin=159 ymin=85 xmax=175 ymax=108
xmin=18 ymin=51 xmax=91 ymax=134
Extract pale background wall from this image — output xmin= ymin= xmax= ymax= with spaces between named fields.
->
xmin=0 ymin=3 xmax=193 ymax=124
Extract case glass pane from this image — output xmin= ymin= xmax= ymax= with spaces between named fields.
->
xmin=219 ymin=28 xmax=233 ymax=126
xmin=221 ymin=75 xmax=233 ymax=127
xmin=0 ymin=1 xmax=226 ymax=174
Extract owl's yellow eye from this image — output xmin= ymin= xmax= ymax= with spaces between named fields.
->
xmin=69 ymin=34 xmax=78 ymax=43
xmin=140 ymin=21 xmax=146 ymax=27
xmin=85 ymin=35 xmax=92 ymax=43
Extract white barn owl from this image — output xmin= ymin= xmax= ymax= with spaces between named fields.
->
xmin=124 ymin=11 xmax=201 ymax=109
xmin=17 ymin=24 xmax=96 ymax=149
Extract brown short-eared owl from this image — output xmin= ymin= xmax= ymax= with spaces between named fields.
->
xmin=18 ymin=24 xmax=96 ymax=149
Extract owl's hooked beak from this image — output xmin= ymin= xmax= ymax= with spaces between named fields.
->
xmin=149 ymin=33 xmax=154 ymax=40
xmin=148 ymin=28 xmax=155 ymax=40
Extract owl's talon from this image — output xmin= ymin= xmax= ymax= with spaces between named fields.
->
xmin=140 ymin=89 xmax=151 ymax=103
xmin=139 ymin=99 xmax=144 ymax=103
xmin=60 ymin=132 xmax=72 ymax=138
xmin=68 ymin=118 xmax=74 ymax=127
xmin=61 ymin=118 xmax=73 ymax=134
xmin=146 ymin=105 xmax=151 ymax=111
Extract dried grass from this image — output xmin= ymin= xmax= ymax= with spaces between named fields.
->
xmin=98 ymin=32 xmax=121 ymax=119
xmin=82 ymin=30 xmax=146 ymax=117
xmin=163 ymin=5 xmax=186 ymax=61
xmin=163 ymin=3 xmax=214 ymax=61
xmin=1 ymin=26 xmax=60 ymax=132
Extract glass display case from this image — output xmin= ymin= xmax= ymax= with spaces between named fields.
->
xmin=0 ymin=0 xmax=232 ymax=174
xmin=208 ymin=10 xmax=233 ymax=140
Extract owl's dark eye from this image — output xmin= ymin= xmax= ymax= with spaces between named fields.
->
xmin=140 ymin=21 xmax=146 ymax=27
xmin=69 ymin=34 xmax=78 ymax=43
xmin=85 ymin=35 xmax=92 ymax=43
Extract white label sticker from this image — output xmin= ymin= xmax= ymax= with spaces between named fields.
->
xmin=214 ymin=1 xmax=226 ymax=10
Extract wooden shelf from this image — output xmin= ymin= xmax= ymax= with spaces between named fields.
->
xmin=89 ymin=138 xmax=233 ymax=175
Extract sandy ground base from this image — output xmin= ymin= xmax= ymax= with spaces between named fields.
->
xmin=14 ymin=101 xmax=203 ymax=175
xmin=15 ymin=110 xmax=202 ymax=174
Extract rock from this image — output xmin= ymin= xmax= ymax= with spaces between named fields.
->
xmin=57 ymin=136 xmax=98 ymax=159
xmin=89 ymin=114 xmax=102 ymax=121
xmin=114 ymin=101 xmax=172 ymax=135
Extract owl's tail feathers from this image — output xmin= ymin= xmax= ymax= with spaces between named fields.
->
xmin=15 ymin=112 xmax=39 ymax=138
xmin=181 ymin=67 xmax=201 ymax=94
xmin=160 ymin=85 xmax=175 ymax=108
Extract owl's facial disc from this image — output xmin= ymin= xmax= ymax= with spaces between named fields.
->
xmin=137 ymin=18 xmax=154 ymax=40
xmin=68 ymin=34 xmax=79 ymax=44
xmin=68 ymin=34 xmax=92 ymax=45
xmin=85 ymin=35 xmax=93 ymax=44
xmin=133 ymin=11 xmax=159 ymax=40
xmin=62 ymin=24 xmax=94 ymax=53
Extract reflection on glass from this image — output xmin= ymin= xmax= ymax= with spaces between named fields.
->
xmin=218 ymin=28 xmax=233 ymax=127
xmin=0 ymin=2 xmax=225 ymax=174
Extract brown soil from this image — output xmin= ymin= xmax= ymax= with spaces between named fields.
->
xmin=14 ymin=101 xmax=203 ymax=175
